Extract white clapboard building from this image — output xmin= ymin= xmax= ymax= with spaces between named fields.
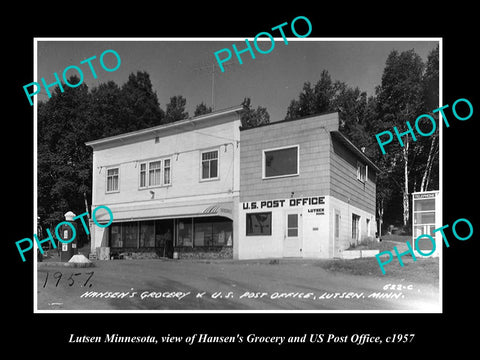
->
xmin=86 ymin=106 xmax=242 ymax=259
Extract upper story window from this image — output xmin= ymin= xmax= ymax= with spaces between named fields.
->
xmin=139 ymin=163 xmax=147 ymax=188
xmin=201 ymin=150 xmax=219 ymax=180
xmin=163 ymin=159 xmax=171 ymax=185
xmin=357 ymin=161 xmax=367 ymax=183
xmin=139 ymin=158 xmax=171 ymax=189
xmin=149 ymin=160 xmax=162 ymax=187
xmin=106 ymin=167 xmax=119 ymax=193
xmin=263 ymin=145 xmax=299 ymax=179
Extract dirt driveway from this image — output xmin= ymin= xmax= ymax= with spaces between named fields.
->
xmin=36 ymin=258 xmax=440 ymax=312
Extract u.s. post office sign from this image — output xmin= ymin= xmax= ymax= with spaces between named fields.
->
xmin=242 ymin=196 xmax=325 ymax=211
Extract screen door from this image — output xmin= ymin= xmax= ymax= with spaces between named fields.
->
xmin=284 ymin=212 xmax=302 ymax=257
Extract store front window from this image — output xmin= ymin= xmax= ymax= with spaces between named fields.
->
xmin=110 ymin=223 xmax=122 ymax=247
xmin=176 ymin=219 xmax=193 ymax=247
xmin=110 ymin=217 xmax=233 ymax=250
xmin=123 ymin=222 xmax=138 ymax=247
xmin=110 ymin=220 xmax=172 ymax=250
xmin=139 ymin=221 xmax=155 ymax=247
xmin=194 ymin=217 xmax=233 ymax=246
xmin=177 ymin=217 xmax=233 ymax=247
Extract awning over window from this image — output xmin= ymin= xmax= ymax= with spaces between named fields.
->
xmin=92 ymin=199 xmax=234 ymax=224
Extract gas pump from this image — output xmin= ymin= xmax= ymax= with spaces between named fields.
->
xmin=59 ymin=211 xmax=78 ymax=262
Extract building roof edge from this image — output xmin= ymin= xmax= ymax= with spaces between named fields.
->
xmin=330 ymin=131 xmax=381 ymax=173
xmin=85 ymin=105 xmax=243 ymax=148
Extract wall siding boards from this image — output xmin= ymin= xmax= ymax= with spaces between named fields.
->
xmin=240 ymin=112 xmax=376 ymax=210
xmin=329 ymin=136 xmax=376 ymax=214
xmin=239 ymin=111 xmax=378 ymax=260
xmin=240 ymin=114 xmax=333 ymax=202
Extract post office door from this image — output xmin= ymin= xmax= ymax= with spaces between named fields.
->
xmin=283 ymin=212 xmax=302 ymax=257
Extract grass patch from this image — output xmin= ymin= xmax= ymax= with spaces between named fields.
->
xmin=317 ymin=256 xmax=439 ymax=286
xmin=346 ymin=234 xmax=413 ymax=251
xmin=381 ymin=234 xmax=413 ymax=243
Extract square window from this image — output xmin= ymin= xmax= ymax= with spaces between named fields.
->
xmin=106 ymin=168 xmax=119 ymax=192
xmin=357 ymin=161 xmax=367 ymax=183
xmin=201 ymin=150 xmax=219 ymax=180
xmin=287 ymin=228 xmax=298 ymax=237
xmin=263 ymin=146 xmax=298 ymax=178
xmin=139 ymin=158 xmax=172 ymax=189
xmin=414 ymin=198 xmax=435 ymax=211
xmin=246 ymin=212 xmax=272 ymax=236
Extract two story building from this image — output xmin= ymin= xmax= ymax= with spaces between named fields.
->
xmin=85 ymin=106 xmax=242 ymax=259
xmin=86 ymin=107 xmax=379 ymax=260
xmin=238 ymin=111 xmax=379 ymax=259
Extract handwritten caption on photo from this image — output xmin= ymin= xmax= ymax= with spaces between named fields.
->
xmin=79 ymin=284 xmax=415 ymax=302
xmin=42 ymin=271 xmax=94 ymax=288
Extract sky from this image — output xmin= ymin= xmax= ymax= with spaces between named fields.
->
xmin=36 ymin=38 xmax=439 ymax=122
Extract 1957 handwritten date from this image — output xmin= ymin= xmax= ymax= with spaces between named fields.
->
xmin=42 ymin=271 xmax=94 ymax=288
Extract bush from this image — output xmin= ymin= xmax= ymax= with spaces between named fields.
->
xmin=346 ymin=236 xmax=381 ymax=250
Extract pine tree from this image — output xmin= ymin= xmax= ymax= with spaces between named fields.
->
xmin=164 ymin=95 xmax=189 ymax=123
xmin=240 ymin=98 xmax=270 ymax=129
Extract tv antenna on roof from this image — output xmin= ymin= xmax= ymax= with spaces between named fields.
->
xmin=192 ymin=59 xmax=240 ymax=111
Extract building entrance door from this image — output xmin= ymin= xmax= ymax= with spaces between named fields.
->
xmin=155 ymin=219 xmax=174 ymax=258
xmin=283 ymin=211 xmax=302 ymax=257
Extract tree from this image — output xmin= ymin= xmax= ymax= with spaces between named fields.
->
xmin=37 ymin=75 xmax=93 ymax=244
xmin=194 ymin=102 xmax=212 ymax=116
xmin=375 ymin=49 xmax=425 ymax=227
xmin=284 ymin=70 xmax=370 ymax=151
xmin=37 ymin=71 xmax=167 ymax=244
xmin=283 ymin=49 xmax=439 ymax=232
xmin=285 ymin=70 xmax=334 ymax=120
xmin=419 ymin=45 xmax=439 ymax=192
xmin=89 ymin=81 xmax=124 ymax=138
xmin=164 ymin=95 xmax=189 ymax=123
xmin=240 ymin=97 xmax=270 ymax=129
xmin=121 ymin=71 xmax=165 ymax=130
xmin=332 ymin=82 xmax=369 ymax=147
